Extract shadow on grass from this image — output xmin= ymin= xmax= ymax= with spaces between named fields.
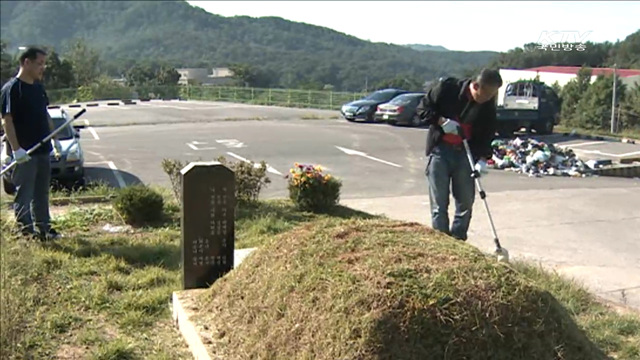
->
xmin=368 ymin=289 xmax=611 ymax=360
xmin=46 ymin=237 xmax=181 ymax=271
xmin=44 ymin=200 xmax=376 ymax=271
xmin=236 ymin=200 xmax=377 ymax=223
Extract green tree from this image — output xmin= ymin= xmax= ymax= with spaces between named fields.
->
xmin=1 ymin=41 xmax=18 ymax=86
xmin=559 ymin=67 xmax=592 ymax=126
xmin=228 ymin=63 xmax=257 ymax=87
xmin=619 ymin=83 xmax=640 ymax=130
xmin=43 ymin=49 xmax=74 ymax=89
xmin=66 ymin=38 xmax=100 ymax=87
xmin=607 ymin=30 xmax=640 ymax=69
xmin=156 ymin=65 xmax=180 ymax=85
xmin=375 ymin=76 xmax=423 ymax=92
xmin=125 ymin=64 xmax=156 ymax=86
xmin=571 ymin=74 xmax=626 ymax=130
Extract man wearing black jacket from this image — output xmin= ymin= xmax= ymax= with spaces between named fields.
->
xmin=416 ymin=69 xmax=502 ymax=241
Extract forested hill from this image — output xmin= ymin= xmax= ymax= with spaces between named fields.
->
xmin=0 ymin=0 xmax=498 ymax=91
xmin=489 ymin=30 xmax=640 ymax=70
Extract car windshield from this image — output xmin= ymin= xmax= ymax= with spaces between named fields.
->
xmin=390 ymin=94 xmax=423 ymax=105
xmin=364 ymin=91 xmax=398 ymax=102
xmin=52 ymin=117 xmax=74 ymax=140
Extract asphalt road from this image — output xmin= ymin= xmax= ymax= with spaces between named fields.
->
xmin=67 ymin=100 xmax=639 ymax=198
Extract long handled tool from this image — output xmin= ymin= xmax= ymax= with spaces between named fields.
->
xmin=462 ymin=138 xmax=509 ymax=262
xmin=1 ymin=108 xmax=87 ymax=177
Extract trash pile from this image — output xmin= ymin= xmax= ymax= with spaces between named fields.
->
xmin=489 ymin=137 xmax=593 ymax=177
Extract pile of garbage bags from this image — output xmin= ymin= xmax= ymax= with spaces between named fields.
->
xmin=489 ymin=137 xmax=592 ymax=177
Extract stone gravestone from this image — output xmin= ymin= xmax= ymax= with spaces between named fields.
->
xmin=180 ymin=162 xmax=235 ymax=290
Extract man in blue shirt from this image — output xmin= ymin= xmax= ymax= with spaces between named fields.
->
xmin=1 ymin=47 xmax=62 ymax=241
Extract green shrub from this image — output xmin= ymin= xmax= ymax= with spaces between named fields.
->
xmin=161 ymin=158 xmax=185 ymax=203
xmin=287 ymin=163 xmax=341 ymax=213
xmin=214 ymin=156 xmax=271 ymax=203
xmin=113 ymin=185 xmax=164 ymax=226
xmin=161 ymin=157 xmax=271 ymax=205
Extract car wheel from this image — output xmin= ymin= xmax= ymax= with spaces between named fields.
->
xmin=411 ymin=115 xmax=422 ymax=127
xmin=536 ymin=119 xmax=554 ymax=135
xmin=497 ymin=124 xmax=513 ymax=138
xmin=2 ymin=176 xmax=16 ymax=195
xmin=366 ymin=111 xmax=375 ymax=123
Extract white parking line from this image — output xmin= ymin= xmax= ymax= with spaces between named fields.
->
xmin=107 ymin=161 xmax=127 ymax=188
xmin=226 ymin=152 xmax=283 ymax=176
xmin=571 ymin=149 xmax=640 ymax=157
xmin=84 ymin=119 xmax=100 ymax=140
xmin=567 ymin=141 xmax=605 ymax=147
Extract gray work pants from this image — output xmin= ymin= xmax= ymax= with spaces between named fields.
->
xmin=425 ymin=143 xmax=475 ymax=240
xmin=10 ymin=153 xmax=52 ymax=235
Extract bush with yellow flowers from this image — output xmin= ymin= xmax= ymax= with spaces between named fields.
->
xmin=286 ymin=163 xmax=342 ymax=213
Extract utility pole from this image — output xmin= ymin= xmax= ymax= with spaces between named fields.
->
xmin=611 ymin=64 xmax=617 ymax=133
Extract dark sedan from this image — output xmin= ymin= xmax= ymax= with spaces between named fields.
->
xmin=340 ymin=88 xmax=408 ymax=122
xmin=374 ymin=92 xmax=426 ymax=126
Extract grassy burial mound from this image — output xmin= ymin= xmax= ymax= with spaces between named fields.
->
xmin=193 ymin=218 xmax=613 ymax=360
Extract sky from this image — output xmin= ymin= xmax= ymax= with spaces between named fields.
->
xmin=187 ymin=1 xmax=639 ymax=52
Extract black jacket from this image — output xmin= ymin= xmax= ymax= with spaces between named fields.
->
xmin=416 ymin=77 xmax=497 ymax=161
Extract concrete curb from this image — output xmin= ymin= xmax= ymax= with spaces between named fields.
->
xmin=559 ymin=132 xmax=639 ymax=144
xmin=171 ymin=247 xmax=257 ymax=359
xmin=592 ymin=163 xmax=640 ymax=178
xmin=172 ymin=290 xmax=212 ymax=360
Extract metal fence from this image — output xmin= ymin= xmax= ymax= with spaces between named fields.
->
xmin=46 ymin=85 xmax=367 ymax=111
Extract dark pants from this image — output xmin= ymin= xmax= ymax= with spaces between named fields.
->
xmin=425 ymin=143 xmax=475 ymax=240
xmin=10 ymin=153 xmax=52 ymax=235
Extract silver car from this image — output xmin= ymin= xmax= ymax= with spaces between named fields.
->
xmin=1 ymin=108 xmax=86 ymax=194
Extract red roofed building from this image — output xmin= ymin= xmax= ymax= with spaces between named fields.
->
xmin=496 ymin=66 xmax=640 ymax=106
xmin=525 ymin=66 xmax=640 ymax=78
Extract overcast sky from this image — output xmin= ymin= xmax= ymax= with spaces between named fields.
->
xmin=186 ymin=1 xmax=639 ymax=52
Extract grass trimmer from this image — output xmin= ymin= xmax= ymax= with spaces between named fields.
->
xmin=462 ymin=138 xmax=509 ymax=263
xmin=1 ymin=108 xmax=87 ymax=177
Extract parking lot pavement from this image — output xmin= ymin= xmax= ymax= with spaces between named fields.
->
xmin=59 ymin=100 xmax=338 ymax=127
xmin=77 ymin=118 xmax=639 ymax=201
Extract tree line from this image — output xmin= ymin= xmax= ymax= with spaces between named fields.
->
xmin=557 ymin=67 xmax=639 ymax=132
xmin=1 ymin=39 xmax=180 ymax=90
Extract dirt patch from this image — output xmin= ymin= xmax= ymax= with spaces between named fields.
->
xmin=56 ymin=344 xmax=88 ymax=360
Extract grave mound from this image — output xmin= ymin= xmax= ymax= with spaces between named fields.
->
xmin=193 ymin=218 xmax=604 ymax=360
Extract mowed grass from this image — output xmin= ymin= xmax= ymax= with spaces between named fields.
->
xmin=1 ymin=184 xmax=639 ymax=359
xmin=0 ymin=184 xmax=373 ymax=360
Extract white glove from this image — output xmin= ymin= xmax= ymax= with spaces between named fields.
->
xmin=441 ymin=118 xmax=461 ymax=135
xmin=475 ymin=160 xmax=488 ymax=175
xmin=53 ymin=139 xmax=63 ymax=159
xmin=13 ymin=148 xmax=31 ymax=164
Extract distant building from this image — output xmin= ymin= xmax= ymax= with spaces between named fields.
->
xmin=497 ymin=66 xmax=640 ymax=105
xmin=177 ymin=67 xmax=236 ymax=86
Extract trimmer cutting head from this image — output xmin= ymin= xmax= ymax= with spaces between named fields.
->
xmin=494 ymin=246 xmax=509 ymax=263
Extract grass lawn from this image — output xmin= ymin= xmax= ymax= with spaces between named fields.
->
xmin=1 ymin=185 xmax=639 ymax=359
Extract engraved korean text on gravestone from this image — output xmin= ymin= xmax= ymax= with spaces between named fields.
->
xmin=180 ymin=162 xmax=235 ymax=290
